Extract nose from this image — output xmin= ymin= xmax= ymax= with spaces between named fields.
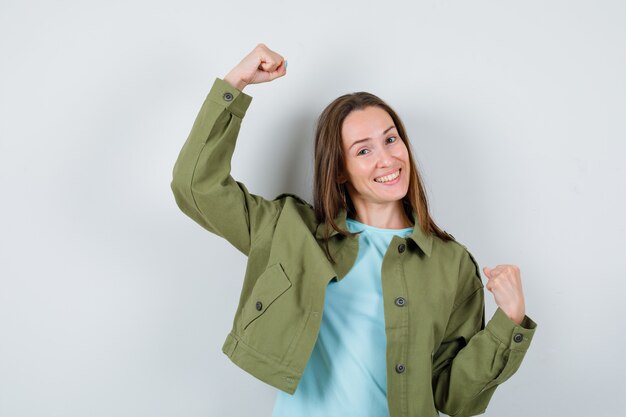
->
xmin=377 ymin=146 xmax=394 ymax=167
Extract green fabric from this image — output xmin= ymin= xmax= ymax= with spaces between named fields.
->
xmin=171 ymin=77 xmax=537 ymax=417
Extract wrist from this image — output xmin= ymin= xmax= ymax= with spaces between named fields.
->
xmin=508 ymin=311 xmax=525 ymax=325
xmin=223 ymin=73 xmax=247 ymax=91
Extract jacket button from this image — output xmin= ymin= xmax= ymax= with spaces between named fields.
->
xmin=255 ymin=301 xmax=263 ymax=311
xmin=394 ymin=297 xmax=406 ymax=307
xmin=397 ymin=243 xmax=406 ymax=253
xmin=223 ymin=92 xmax=234 ymax=102
xmin=513 ymin=333 xmax=523 ymax=343
xmin=395 ymin=363 xmax=406 ymax=373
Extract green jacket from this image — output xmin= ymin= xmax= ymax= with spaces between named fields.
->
xmin=170 ymin=78 xmax=537 ymax=417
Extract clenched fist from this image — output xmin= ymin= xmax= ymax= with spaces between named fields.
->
xmin=483 ymin=264 xmax=526 ymax=325
xmin=224 ymin=43 xmax=287 ymax=91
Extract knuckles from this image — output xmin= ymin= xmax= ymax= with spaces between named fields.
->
xmin=494 ymin=264 xmax=521 ymax=277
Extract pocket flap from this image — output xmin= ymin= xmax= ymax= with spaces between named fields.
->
xmin=242 ymin=263 xmax=292 ymax=329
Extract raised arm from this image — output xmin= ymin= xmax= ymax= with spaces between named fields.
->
xmin=431 ymin=250 xmax=537 ymax=416
xmin=170 ymin=44 xmax=287 ymax=255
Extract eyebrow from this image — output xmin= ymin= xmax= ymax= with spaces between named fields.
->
xmin=349 ymin=125 xmax=397 ymax=150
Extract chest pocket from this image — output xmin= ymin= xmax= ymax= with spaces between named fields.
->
xmin=242 ymin=262 xmax=292 ymax=330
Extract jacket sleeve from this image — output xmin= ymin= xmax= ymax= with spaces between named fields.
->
xmin=432 ymin=250 xmax=537 ymax=417
xmin=170 ymin=78 xmax=281 ymax=256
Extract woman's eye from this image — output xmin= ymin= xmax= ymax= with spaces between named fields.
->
xmin=357 ymin=148 xmax=370 ymax=156
xmin=387 ymin=136 xmax=397 ymax=144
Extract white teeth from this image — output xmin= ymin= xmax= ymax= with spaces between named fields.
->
xmin=374 ymin=169 xmax=400 ymax=183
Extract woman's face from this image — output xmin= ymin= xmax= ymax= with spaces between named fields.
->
xmin=340 ymin=106 xmax=410 ymax=207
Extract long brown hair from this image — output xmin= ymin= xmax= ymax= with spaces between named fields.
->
xmin=313 ymin=91 xmax=452 ymax=264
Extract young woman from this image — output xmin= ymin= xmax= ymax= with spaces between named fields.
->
xmin=171 ymin=43 xmax=537 ymax=417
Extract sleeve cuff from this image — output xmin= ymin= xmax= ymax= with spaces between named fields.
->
xmin=206 ymin=77 xmax=253 ymax=119
xmin=485 ymin=307 xmax=537 ymax=351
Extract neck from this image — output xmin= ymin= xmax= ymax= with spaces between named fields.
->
xmin=350 ymin=200 xmax=413 ymax=229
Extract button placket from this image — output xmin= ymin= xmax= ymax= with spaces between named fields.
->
xmin=387 ymin=237 xmax=409 ymax=387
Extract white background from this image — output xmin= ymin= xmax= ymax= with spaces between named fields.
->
xmin=1 ymin=1 xmax=625 ymax=416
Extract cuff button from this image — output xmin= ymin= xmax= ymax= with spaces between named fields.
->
xmin=223 ymin=92 xmax=234 ymax=102
xmin=513 ymin=333 xmax=523 ymax=343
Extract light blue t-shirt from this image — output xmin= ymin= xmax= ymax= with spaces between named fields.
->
xmin=271 ymin=217 xmax=414 ymax=417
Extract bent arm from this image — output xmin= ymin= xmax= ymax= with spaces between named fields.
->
xmin=432 ymin=252 xmax=537 ymax=417
xmin=170 ymin=78 xmax=280 ymax=256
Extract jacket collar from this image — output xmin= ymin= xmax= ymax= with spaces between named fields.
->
xmin=314 ymin=207 xmax=433 ymax=257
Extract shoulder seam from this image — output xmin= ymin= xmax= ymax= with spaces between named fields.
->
xmin=250 ymin=203 xmax=282 ymax=247
xmin=272 ymin=192 xmax=313 ymax=208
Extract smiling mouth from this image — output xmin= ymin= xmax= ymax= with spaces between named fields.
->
xmin=374 ymin=168 xmax=401 ymax=183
